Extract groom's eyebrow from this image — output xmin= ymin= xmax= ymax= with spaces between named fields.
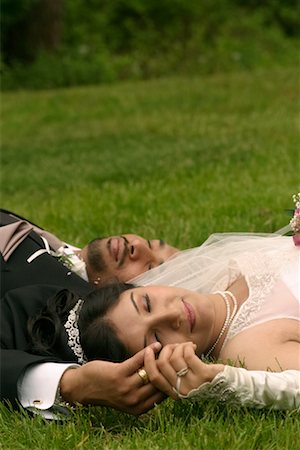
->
xmin=130 ymin=292 xmax=140 ymax=314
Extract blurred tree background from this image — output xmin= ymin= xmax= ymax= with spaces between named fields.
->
xmin=1 ymin=0 xmax=299 ymax=90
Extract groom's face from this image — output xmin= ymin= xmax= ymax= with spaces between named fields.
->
xmin=81 ymin=234 xmax=178 ymax=285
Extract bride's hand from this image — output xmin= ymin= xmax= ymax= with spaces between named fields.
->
xmin=144 ymin=342 xmax=224 ymax=398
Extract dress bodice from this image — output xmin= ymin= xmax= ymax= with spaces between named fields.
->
xmin=223 ymin=241 xmax=300 ymax=346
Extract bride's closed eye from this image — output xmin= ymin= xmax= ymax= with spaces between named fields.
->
xmin=143 ymin=294 xmax=151 ymax=312
xmin=141 ymin=293 xmax=162 ymax=345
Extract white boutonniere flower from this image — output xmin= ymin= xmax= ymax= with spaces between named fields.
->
xmin=56 ymin=246 xmax=89 ymax=281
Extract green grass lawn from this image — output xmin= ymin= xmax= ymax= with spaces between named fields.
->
xmin=1 ymin=65 xmax=299 ymax=449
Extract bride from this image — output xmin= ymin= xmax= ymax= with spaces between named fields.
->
xmin=29 ymin=233 xmax=300 ymax=410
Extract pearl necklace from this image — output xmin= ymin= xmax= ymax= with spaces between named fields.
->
xmin=205 ymin=290 xmax=238 ymax=358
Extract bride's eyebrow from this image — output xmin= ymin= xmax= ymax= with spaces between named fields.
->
xmin=130 ymin=292 xmax=140 ymax=315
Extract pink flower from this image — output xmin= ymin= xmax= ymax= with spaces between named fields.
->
xmin=292 ymin=234 xmax=300 ymax=246
xmin=290 ymin=193 xmax=300 ymax=245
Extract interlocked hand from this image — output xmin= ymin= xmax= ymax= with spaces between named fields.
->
xmin=144 ymin=342 xmax=224 ymax=397
xmin=60 ymin=342 xmax=165 ymax=415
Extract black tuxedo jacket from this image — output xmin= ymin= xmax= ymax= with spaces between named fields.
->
xmin=0 ymin=209 xmax=91 ymax=296
xmin=1 ymin=284 xmax=91 ymax=405
xmin=0 ymin=210 xmax=93 ymax=405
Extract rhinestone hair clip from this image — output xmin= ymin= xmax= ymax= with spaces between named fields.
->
xmin=64 ymin=299 xmax=87 ymax=364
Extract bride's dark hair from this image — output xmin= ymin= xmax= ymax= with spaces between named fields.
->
xmin=27 ymin=283 xmax=134 ymax=363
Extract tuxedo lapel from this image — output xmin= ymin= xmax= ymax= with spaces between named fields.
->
xmin=0 ymin=210 xmax=61 ymax=250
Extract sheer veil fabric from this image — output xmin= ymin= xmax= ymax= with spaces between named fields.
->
xmin=130 ymin=226 xmax=295 ymax=294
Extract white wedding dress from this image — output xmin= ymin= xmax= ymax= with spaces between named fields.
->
xmin=132 ymin=234 xmax=300 ymax=410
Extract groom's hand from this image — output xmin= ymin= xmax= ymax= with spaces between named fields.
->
xmin=60 ymin=342 xmax=164 ymax=415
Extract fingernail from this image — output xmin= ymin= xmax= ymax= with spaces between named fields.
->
xmin=152 ymin=342 xmax=162 ymax=352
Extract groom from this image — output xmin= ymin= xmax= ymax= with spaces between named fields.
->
xmin=0 ymin=209 xmax=178 ymax=296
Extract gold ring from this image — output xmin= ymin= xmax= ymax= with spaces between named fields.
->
xmin=137 ymin=368 xmax=149 ymax=385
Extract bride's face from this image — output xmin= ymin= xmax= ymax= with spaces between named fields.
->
xmin=106 ymin=285 xmax=215 ymax=356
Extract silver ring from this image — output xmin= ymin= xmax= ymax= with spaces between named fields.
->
xmin=137 ymin=368 xmax=149 ymax=385
xmin=176 ymin=366 xmax=189 ymax=377
xmin=174 ymin=367 xmax=189 ymax=396
xmin=176 ymin=375 xmax=182 ymax=394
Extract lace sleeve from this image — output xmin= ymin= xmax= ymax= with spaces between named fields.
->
xmin=178 ymin=366 xmax=300 ymax=410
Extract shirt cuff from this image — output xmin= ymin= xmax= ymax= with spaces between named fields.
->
xmin=17 ymin=362 xmax=79 ymax=419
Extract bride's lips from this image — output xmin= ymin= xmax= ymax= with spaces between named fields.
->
xmin=182 ymin=300 xmax=195 ymax=332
